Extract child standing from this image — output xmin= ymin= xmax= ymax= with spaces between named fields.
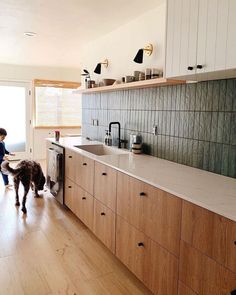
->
xmin=0 ymin=128 xmax=15 ymax=188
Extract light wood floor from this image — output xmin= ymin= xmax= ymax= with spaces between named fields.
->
xmin=0 ymin=162 xmax=152 ymax=295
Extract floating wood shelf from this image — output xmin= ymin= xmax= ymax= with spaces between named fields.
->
xmin=75 ymin=78 xmax=186 ymax=94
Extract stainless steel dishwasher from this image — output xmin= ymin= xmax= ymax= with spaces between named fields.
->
xmin=46 ymin=143 xmax=65 ymax=205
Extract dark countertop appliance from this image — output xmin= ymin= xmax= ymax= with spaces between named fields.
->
xmin=46 ymin=143 xmax=64 ymax=205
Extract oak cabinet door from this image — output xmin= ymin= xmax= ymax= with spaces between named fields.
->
xmin=181 ymin=201 xmax=236 ymax=273
xmin=93 ymin=199 xmax=115 ymax=253
xmin=179 ymin=241 xmax=236 ymax=295
xmin=75 ymin=153 xmax=94 ymax=195
xmin=116 ymin=216 xmax=179 ymax=295
xmin=94 ymin=162 xmax=117 ymax=211
xmin=64 ymin=177 xmax=77 ymax=212
xmin=117 ymin=172 xmax=182 ymax=256
xmin=65 ymin=149 xmax=77 ymax=182
xmin=76 ymin=186 xmax=94 ymax=231
xmin=178 ymin=282 xmax=198 ymax=295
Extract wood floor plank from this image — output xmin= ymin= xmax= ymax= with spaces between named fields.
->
xmin=0 ymin=165 xmax=152 ymax=295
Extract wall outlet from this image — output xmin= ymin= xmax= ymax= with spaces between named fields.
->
xmin=93 ymin=119 xmax=99 ymax=126
xmin=152 ymin=125 xmax=158 ymax=136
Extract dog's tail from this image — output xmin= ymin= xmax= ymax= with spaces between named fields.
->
xmin=1 ymin=161 xmax=21 ymax=175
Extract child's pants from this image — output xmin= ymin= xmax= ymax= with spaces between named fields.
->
xmin=1 ymin=171 xmax=9 ymax=185
xmin=0 ymin=161 xmax=9 ymax=185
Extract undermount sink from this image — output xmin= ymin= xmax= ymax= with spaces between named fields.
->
xmin=74 ymin=144 xmax=129 ymax=156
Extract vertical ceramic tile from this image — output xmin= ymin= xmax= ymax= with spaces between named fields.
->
xmin=221 ymin=144 xmax=230 ymax=176
xmin=216 ymin=112 xmax=224 ymax=143
xmin=228 ymin=145 xmax=236 ymax=178
xmin=195 ymin=83 xmax=201 ymax=111
xmin=209 ymin=142 xmax=216 ymax=172
xmin=178 ymin=112 xmax=184 ymax=138
xmin=187 ymin=139 xmax=193 ymax=167
xmin=192 ymin=140 xmax=199 ymax=168
xmin=173 ymin=137 xmax=179 ymax=163
xmin=169 ymin=136 xmax=174 ymax=161
xmin=202 ymin=141 xmax=210 ymax=171
xmin=175 ymin=85 xmax=181 ymax=111
xmin=188 ymin=83 xmax=196 ymax=111
xmin=180 ymin=84 xmax=186 ymax=110
xmin=167 ymin=86 xmax=173 ymax=110
xmin=182 ymin=138 xmax=188 ymax=165
xmin=219 ymin=80 xmax=227 ymax=111
xmin=206 ymin=81 xmax=213 ymax=111
xmin=193 ymin=112 xmax=200 ymax=140
xmin=230 ymin=113 xmax=236 ymax=145
xmin=197 ymin=141 xmax=204 ymax=169
xmin=212 ymin=81 xmax=220 ymax=111
xmin=222 ymin=112 xmax=231 ymax=144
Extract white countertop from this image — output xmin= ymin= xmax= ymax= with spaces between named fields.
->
xmin=48 ymin=137 xmax=236 ymax=222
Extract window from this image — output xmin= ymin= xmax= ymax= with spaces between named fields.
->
xmin=34 ymin=80 xmax=81 ymax=127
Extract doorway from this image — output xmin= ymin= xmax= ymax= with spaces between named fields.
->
xmin=0 ymin=81 xmax=32 ymax=160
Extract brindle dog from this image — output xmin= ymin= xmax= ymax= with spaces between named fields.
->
xmin=1 ymin=160 xmax=45 ymax=214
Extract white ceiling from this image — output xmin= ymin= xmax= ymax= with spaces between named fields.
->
xmin=0 ymin=0 xmax=163 ymax=68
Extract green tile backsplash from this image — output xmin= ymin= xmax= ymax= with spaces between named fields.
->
xmin=82 ymin=78 xmax=236 ymax=178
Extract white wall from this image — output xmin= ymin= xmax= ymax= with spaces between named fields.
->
xmin=0 ymin=63 xmax=81 ymax=160
xmin=0 ymin=63 xmax=81 ymax=82
xmin=80 ymin=3 xmax=166 ymax=85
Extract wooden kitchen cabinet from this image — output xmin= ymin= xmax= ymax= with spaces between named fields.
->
xmin=116 ymin=216 xmax=179 ymax=295
xmin=166 ymin=0 xmax=236 ymax=79
xmin=178 ymin=282 xmax=198 ymax=295
xmin=64 ymin=177 xmax=77 ymax=212
xmin=65 ymin=149 xmax=77 ymax=182
xmin=76 ymin=186 xmax=94 ymax=230
xmin=93 ymin=199 xmax=116 ymax=253
xmin=117 ymin=172 xmax=182 ymax=256
xmin=181 ymin=201 xmax=236 ymax=273
xmin=75 ymin=153 xmax=94 ymax=195
xmin=179 ymin=240 xmax=236 ymax=295
xmin=94 ymin=162 xmax=117 ymax=211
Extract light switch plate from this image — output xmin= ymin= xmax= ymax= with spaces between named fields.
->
xmin=93 ymin=119 xmax=99 ymax=126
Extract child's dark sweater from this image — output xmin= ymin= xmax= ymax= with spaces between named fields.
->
xmin=0 ymin=141 xmax=9 ymax=162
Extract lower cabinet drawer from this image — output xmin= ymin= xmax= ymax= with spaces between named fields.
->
xmin=178 ymin=281 xmax=198 ymax=295
xmin=179 ymin=240 xmax=236 ymax=295
xmin=64 ymin=177 xmax=77 ymax=211
xmin=93 ymin=199 xmax=116 ymax=253
xmin=116 ymin=216 xmax=178 ymax=295
xmin=76 ymin=186 xmax=94 ymax=231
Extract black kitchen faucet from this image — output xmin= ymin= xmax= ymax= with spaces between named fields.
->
xmin=108 ymin=122 xmax=121 ymax=148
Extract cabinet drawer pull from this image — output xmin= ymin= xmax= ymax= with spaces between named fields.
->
xmin=83 ymin=163 xmax=87 ymax=166
xmin=69 ymin=156 xmax=72 ymax=158
xmin=139 ymin=192 xmax=146 ymax=196
xmin=101 ymin=212 xmax=106 ymax=216
xmin=234 ymin=241 xmax=236 ymax=246
xmin=231 ymin=290 xmax=236 ymax=295
xmin=68 ymin=186 xmax=72 ymax=188
xmin=187 ymin=66 xmax=194 ymax=71
xmin=197 ymin=64 xmax=203 ymax=69
xmin=102 ymin=172 xmax=107 ymax=176
xmin=82 ymin=197 xmax=86 ymax=200
xmin=137 ymin=242 xmax=144 ymax=247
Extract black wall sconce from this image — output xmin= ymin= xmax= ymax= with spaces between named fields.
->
xmin=94 ymin=59 xmax=109 ymax=74
xmin=133 ymin=44 xmax=153 ymax=64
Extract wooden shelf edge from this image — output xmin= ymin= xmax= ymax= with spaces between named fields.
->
xmin=75 ymin=78 xmax=186 ymax=94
